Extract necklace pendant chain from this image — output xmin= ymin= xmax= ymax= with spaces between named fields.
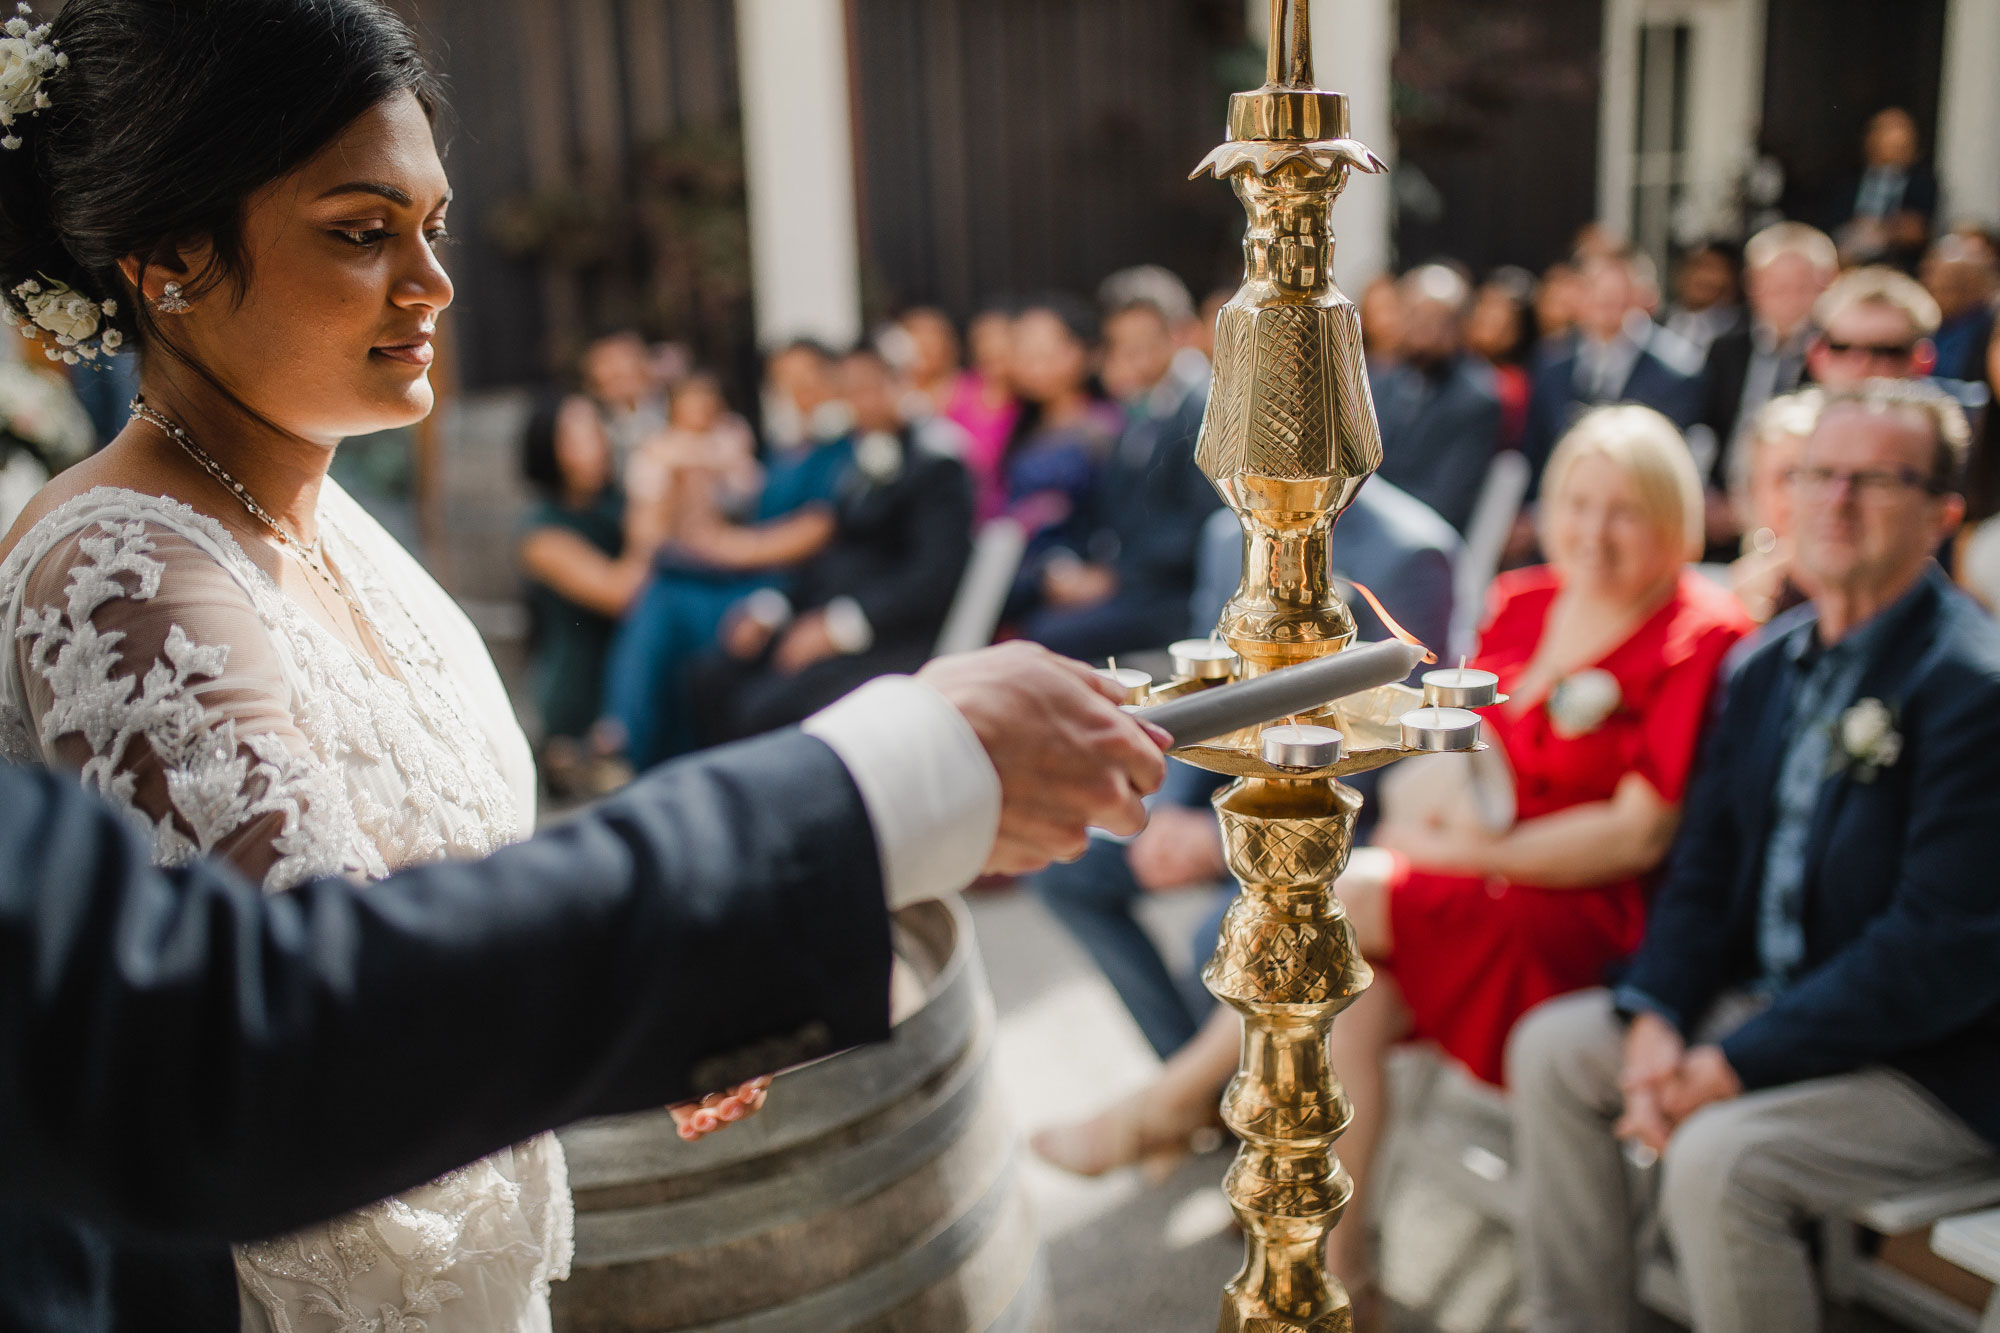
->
xmin=126 ymin=397 xmax=488 ymax=776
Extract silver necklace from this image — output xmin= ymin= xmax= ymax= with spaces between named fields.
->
xmin=130 ymin=397 xmax=382 ymax=637
xmin=128 ymin=397 xmax=504 ymax=818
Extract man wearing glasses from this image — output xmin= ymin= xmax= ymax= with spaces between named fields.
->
xmin=1507 ymin=378 xmax=2000 ymax=1333
xmin=1805 ymin=264 xmax=1959 ymax=397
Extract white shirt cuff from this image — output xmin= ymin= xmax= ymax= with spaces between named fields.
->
xmin=803 ymin=675 xmax=1001 ymax=908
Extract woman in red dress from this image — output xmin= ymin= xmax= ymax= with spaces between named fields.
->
xmin=1033 ymin=405 xmax=1752 ymax=1312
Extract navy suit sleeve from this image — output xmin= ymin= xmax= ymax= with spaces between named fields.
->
xmin=1720 ymin=663 xmax=2000 ymax=1087
xmin=0 ymin=732 xmax=893 ymax=1242
xmin=1617 ymin=660 xmax=1750 ymax=1032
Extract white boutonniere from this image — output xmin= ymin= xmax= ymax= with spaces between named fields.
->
xmin=1833 ymin=697 xmax=1902 ymax=782
xmin=853 ymin=430 xmax=903 ymax=484
xmin=1546 ymin=667 xmax=1621 ymax=739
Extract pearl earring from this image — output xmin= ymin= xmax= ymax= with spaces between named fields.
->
xmin=154 ymin=282 xmax=192 ymax=314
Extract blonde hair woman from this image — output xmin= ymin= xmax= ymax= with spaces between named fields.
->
xmin=1033 ymin=405 xmax=1752 ymax=1322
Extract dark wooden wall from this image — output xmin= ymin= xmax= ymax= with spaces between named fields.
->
xmin=413 ymin=0 xmax=746 ymax=391
xmin=1391 ymin=0 xmax=1604 ymax=277
xmin=847 ymin=0 xmax=1252 ymax=321
xmin=1759 ymin=0 xmax=1946 ymax=226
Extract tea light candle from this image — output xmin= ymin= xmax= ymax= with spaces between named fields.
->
xmin=1422 ymin=666 xmax=1500 ymax=708
xmin=1096 ymin=666 xmax=1154 ymax=705
xmin=1400 ymin=706 xmax=1482 ymax=752
xmin=1261 ymin=723 xmax=1344 ymax=770
xmin=1170 ymin=638 xmax=1240 ymax=682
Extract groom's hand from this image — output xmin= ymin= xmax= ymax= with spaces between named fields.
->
xmin=919 ymin=643 xmax=1170 ymax=876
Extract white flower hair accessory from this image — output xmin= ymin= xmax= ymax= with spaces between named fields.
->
xmin=1833 ymin=697 xmax=1902 ymax=783
xmin=3 ymin=275 xmax=122 ymax=364
xmin=0 ymin=4 xmax=64 ymax=152
xmin=1546 ymin=666 xmax=1622 ymax=739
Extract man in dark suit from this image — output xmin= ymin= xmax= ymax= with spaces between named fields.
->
xmin=1827 ymin=107 xmax=1939 ymax=274
xmin=1369 ymin=264 xmax=1504 ymax=534
xmin=2 ymin=643 xmax=1169 ymax=1332
xmin=1019 ymin=289 xmax=1222 ymax=661
xmin=1694 ymin=223 xmax=1837 ymax=555
xmin=1696 ymin=223 xmax=1836 ymax=487
xmin=1521 ymin=249 xmax=1706 ymax=487
xmin=696 ymin=349 xmax=974 ymax=740
xmin=1508 ymin=379 xmax=2000 ymax=1333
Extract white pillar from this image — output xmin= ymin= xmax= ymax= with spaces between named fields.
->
xmin=734 ymin=0 xmax=864 ymax=350
xmin=1310 ymin=0 xmax=1397 ymax=289
xmin=1596 ymin=0 xmax=1640 ymax=243
xmin=1937 ymin=0 xmax=2000 ymax=228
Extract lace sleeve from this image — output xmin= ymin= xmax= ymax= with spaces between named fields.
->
xmin=12 ymin=516 xmax=372 ymax=890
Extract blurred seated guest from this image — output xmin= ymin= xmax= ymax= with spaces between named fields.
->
xmin=1099 ymin=264 xmax=1208 ymax=394
xmin=625 ymin=372 xmax=761 ymax=539
xmin=594 ymin=344 xmax=854 ymax=769
xmin=1661 ymin=240 xmax=1745 ymax=358
xmin=1726 ymin=390 xmax=1823 ymax=624
xmin=941 ymin=304 xmax=1022 ymax=523
xmin=761 ymin=337 xmax=855 ymax=456
xmin=1829 ymin=107 xmax=1937 ymax=273
xmin=1957 ymin=321 xmax=2000 ymax=609
xmin=1360 ymin=273 xmax=1405 ymax=376
xmin=1696 ymin=223 xmax=1837 ymax=548
xmin=1371 ymin=263 xmax=1504 ymax=533
xmin=1465 ymin=266 xmax=1538 ymax=450
xmin=518 ymin=396 xmax=667 ymax=794
xmin=1805 ymin=266 xmax=1946 ymax=395
xmin=1508 ymin=381 xmax=1997 ymax=1333
xmin=1037 ymin=408 xmax=1750 ymax=1310
xmin=1014 ymin=284 xmax=1220 ymax=661
xmin=692 ymin=350 xmax=973 ymax=741
xmin=1534 ymin=260 xmax=1583 ymax=364
xmin=886 ymin=305 xmax=963 ymax=420
xmin=1921 ymin=232 xmax=1998 ymax=385
xmin=1003 ymin=294 xmax=1123 ymax=565
xmin=582 ymin=330 xmax=669 ymax=468
xmin=1031 ymin=478 xmax=1458 ymax=1063
xmin=1523 ymin=248 xmax=1705 ymax=485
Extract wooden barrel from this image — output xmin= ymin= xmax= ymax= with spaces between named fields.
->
xmin=552 ymin=896 xmax=1049 ymax=1333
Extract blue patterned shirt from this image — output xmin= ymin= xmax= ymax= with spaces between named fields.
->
xmin=1752 ymin=622 xmax=1881 ymax=990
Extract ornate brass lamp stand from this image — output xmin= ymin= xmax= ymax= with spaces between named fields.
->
xmin=1142 ymin=4 xmax=1485 ymax=1328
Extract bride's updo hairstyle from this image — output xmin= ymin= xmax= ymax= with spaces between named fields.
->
xmin=0 ymin=0 xmax=441 ymax=372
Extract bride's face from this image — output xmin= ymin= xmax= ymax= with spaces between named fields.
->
xmin=156 ymin=91 xmax=453 ymax=444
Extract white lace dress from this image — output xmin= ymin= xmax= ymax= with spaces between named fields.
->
xmin=0 ymin=482 xmax=572 ymax=1333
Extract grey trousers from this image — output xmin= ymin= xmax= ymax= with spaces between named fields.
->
xmin=1505 ymin=989 xmax=1998 ymax=1333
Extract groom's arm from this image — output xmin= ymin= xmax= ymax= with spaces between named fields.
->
xmin=2 ymin=643 xmax=1164 ymax=1243
xmin=1 ymin=729 xmax=895 ymax=1242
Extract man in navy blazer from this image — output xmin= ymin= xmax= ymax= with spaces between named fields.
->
xmin=1521 ymin=249 xmax=1706 ymax=488
xmin=0 ymin=644 xmax=1167 ymax=1333
xmin=1508 ymin=380 xmax=2000 ymax=1333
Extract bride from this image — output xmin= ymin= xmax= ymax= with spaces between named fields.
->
xmin=0 ymin=1 xmax=743 ymax=1327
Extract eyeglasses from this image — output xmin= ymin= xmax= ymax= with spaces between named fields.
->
xmin=1822 ymin=339 xmax=1916 ymax=359
xmin=1786 ymin=464 xmax=1944 ymax=501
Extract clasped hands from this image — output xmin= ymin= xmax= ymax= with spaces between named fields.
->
xmin=673 ymin=641 xmax=1172 ymax=1140
xmin=1615 ymin=1011 xmax=1744 ymax=1157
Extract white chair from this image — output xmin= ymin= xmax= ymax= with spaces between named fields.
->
xmin=932 ymin=517 xmax=1027 ymax=658
xmin=1450 ymin=451 xmax=1531 ymax=663
xmin=1932 ymin=1207 xmax=2000 ymax=1333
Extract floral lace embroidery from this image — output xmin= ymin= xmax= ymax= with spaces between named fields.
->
xmin=0 ymin=488 xmax=563 ymax=1332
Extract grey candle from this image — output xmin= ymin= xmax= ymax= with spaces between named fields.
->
xmin=1132 ymin=639 xmax=1423 ymax=749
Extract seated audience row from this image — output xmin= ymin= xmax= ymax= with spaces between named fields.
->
xmin=1035 ymin=405 xmax=1754 ymax=1320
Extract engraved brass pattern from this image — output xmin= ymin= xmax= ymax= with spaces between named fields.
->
xmin=1176 ymin=4 xmax=1402 ymax=1329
